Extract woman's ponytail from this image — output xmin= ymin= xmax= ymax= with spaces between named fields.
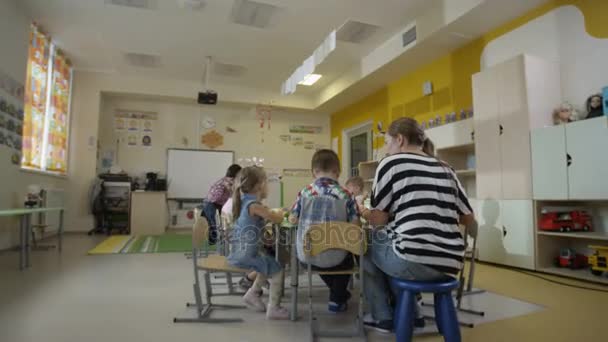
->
xmin=232 ymin=184 xmax=242 ymax=221
xmin=422 ymin=137 xmax=435 ymax=157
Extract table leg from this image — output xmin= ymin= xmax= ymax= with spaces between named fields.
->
xmin=58 ymin=209 xmax=64 ymax=252
xmin=290 ymin=227 xmax=298 ymax=321
xmin=19 ymin=215 xmax=25 ymax=270
xmin=25 ymin=214 xmax=32 ymax=268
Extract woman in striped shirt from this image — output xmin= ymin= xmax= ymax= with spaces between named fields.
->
xmin=360 ymin=117 xmax=476 ymax=333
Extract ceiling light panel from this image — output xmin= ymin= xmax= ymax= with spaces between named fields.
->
xmin=105 ymin=0 xmax=158 ymax=10
xmin=336 ymin=20 xmax=380 ymax=44
xmin=298 ymin=74 xmax=322 ymax=86
xmin=230 ymin=0 xmax=279 ymax=29
xmin=124 ymin=53 xmax=162 ymax=68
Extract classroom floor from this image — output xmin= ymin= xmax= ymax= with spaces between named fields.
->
xmin=0 ymin=234 xmax=606 ymax=342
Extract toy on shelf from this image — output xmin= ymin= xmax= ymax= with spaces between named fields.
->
xmin=554 ymin=248 xmax=588 ymax=269
xmin=539 ymin=209 xmax=592 ymax=233
xmin=552 ymin=102 xmax=579 ymax=125
xmin=585 ymin=93 xmax=604 ymax=119
xmin=588 ymin=245 xmax=608 ymax=276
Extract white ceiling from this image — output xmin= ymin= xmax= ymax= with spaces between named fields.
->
xmin=19 ymin=0 xmax=437 ymax=93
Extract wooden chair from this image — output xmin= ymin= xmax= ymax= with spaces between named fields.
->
xmin=173 ymin=209 xmax=248 ymax=324
xmin=304 ymin=221 xmax=368 ymax=342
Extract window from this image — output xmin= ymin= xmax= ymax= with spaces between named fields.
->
xmin=22 ymin=24 xmax=72 ymax=175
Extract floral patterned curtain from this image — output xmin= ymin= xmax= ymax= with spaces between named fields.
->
xmin=44 ymin=49 xmax=71 ymax=172
xmin=22 ymin=24 xmax=50 ymax=168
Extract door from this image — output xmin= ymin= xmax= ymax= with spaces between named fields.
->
xmin=531 ymin=125 xmax=568 ymax=199
xmin=500 ymin=200 xmax=535 ymax=270
xmin=350 ymin=131 xmax=371 ymax=177
xmin=475 ymin=199 xmax=504 ymax=264
xmin=497 ymin=56 xmax=533 ymax=199
xmin=566 ymin=117 xmax=608 ymax=199
xmin=473 ymin=69 xmax=502 ymax=199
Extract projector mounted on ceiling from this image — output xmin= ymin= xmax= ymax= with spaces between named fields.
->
xmin=198 ymin=56 xmax=218 ymax=105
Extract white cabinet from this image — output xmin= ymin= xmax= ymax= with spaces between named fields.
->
xmin=566 ymin=117 xmax=608 ymax=199
xmin=473 ymin=54 xmax=561 ymax=200
xmin=476 ymin=199 xmax=535 ymax=270
xmin=531 ymin=125 xmax=568 ymax=199
xmin=425 ymin=119 xmax=474 ymax=150
xmin=473 ymin=68 xmax=502 ymax=199
xmin=531 ymin=117 xmax=608 ymax=200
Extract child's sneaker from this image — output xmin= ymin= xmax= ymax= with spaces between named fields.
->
xmin=243 ymin=290 xmax=266 ymax=312
xmin=328 ymin=301 xmax=348 ymax=313
xmin=266 ymin=305 xmax=290 ymax=320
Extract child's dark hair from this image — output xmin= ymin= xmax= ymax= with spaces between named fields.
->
xmin=311 ymin=149 xmax=340 ymax=174
xmin=232 ymin=166 xmax=267 ymax=220
xmin=226 ymin=164 xmax=242 ymax=178
xmin=346 ymin=176 xmax=364 ymax=190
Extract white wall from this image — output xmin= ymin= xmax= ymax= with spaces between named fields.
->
xmin=0 ymin=0 xmax=67 ymax=249
xmin=98 ymin=96 xmax=330 ymax=178
xmin=481 ymin=5 xmax=608 ymax=114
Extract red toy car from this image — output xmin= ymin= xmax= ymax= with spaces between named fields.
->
xmin=555 ymin=248 xmax=588 ymax=269
xmin=539 ymin=210 xmax=592 ymax=233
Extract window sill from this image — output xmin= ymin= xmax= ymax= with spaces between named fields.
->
xmin=20 ymin=167 xmax=68 ymax=179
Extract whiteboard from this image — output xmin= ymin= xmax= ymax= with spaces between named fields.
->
xmin=167 ymin=149 xmax=234 ymax=200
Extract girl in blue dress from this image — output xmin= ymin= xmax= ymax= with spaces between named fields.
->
xmin=227 ymin=166 xmax=289 ymax=320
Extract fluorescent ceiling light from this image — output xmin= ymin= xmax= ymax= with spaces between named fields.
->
xmin=298 ymin=74 xmax=322 ymax=86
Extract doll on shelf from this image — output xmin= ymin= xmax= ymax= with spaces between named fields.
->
xmin=553 ymin=103 xmax=578 ymax=125
xmin=585 ymin=93 xmax=604 ymax=119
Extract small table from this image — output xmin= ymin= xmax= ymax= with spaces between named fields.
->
xmin=0 ymin=207 xmax=65 ymax=270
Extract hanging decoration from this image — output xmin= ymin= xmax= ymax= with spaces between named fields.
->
xmin=226 ymin=126 xmax=237 ymax=133
xmin=201 ymin=130 xmax=224 ymax=149
xmin=256 ymin=105 xmax=272 ymax=130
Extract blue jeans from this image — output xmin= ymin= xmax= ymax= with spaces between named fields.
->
xmin=363 ymin=229 xmax=451 ymax=321
xmin=201 ymin=201 xmax=220 ymax=244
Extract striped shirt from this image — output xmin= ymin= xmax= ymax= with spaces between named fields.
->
xmin=372 ymin=153 xmax=473 ymax=275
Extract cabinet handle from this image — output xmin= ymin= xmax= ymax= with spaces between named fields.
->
xmin=502 ymin=226 xmax=507 ymax=237
xmin=499 ymin=125 xmax=504 ymax=135
xmin=471 ymin=131 xmax=475 ymax=141
xmin=566 ymin=154 xmax=572 ymax=167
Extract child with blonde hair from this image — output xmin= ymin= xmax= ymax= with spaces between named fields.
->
xmin=227 ymin=166 xmax=288 ymax=319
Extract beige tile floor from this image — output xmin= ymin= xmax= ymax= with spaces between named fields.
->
xmin=0 ymin=234 xmax=606 ymax=342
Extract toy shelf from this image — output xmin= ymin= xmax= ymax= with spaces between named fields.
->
xmin=538 ymin=266 xmax=608 ymax=285
xmin=537 ymin=231 xmax=608 ymax=241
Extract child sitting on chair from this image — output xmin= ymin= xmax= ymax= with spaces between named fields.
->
xmin=345 ymin=176 xmax=368 ymax=212
xmin=289 ymin=149 xmax=360 ymax=313
xmin=227 ymin=166 xmax=289 ymax=320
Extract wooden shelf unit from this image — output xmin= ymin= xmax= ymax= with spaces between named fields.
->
xmin=534 ymin=200 xmax=608 ymax=283
xmin=358 ymin=161 xmax=379 ymax=194
xmin=436 ymin=143 xmax=476 ymax=197
xmin=538 ymin=266 xmax=608 ymax=285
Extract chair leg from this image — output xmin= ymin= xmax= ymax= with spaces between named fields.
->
xmin=435 ymin=293 xmax=461 ymax=342
xmin=394 ymin=290 xmax=416 ymax=342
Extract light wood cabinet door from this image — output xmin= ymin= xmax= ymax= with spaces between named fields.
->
xmin=531 ymin=125 xmax=568 ymax=199
xmin=500 ymin=200 xmax=535 ymax=270
xmin=566 ymin=117 xmax=608 ymax=199
xmin=497 ymin=57 xmax=532 ymax=199
xmin=473 ymin=69 xmax=502 ymax=200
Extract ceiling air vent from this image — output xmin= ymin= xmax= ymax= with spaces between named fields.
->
xmin=211 ymin=62 xmax=247 ymax=78
xmin=124 ymin=53 xmax=162 ymax=68
xmin=105 ymin=0 xmax=157 ymax=10
xmin=336 ymin=20 xmax=380 ymax=44
xmin=402 ymin=26 xmax=417 ymax=48
xmin=230 ymin=0 xmax=279 ymax=29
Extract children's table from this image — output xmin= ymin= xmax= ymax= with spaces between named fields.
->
xmin=0 ymin=207 xmax=65 ymax=270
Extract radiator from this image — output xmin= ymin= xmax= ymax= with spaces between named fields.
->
xmin=34 ymin=188 xmax=65 ymax=237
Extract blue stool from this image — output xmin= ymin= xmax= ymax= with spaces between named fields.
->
xmin=390 ymin=277 xmax=461 ymax=342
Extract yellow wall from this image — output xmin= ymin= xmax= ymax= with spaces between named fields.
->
xmin=330 ymin=0 xmax=608 ymax=159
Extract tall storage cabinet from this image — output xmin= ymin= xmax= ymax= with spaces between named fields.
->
xmin=473 ymin=54 xmax=561 ymax=200
xmin=472 ymin=54 xmax=561 ymax=270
